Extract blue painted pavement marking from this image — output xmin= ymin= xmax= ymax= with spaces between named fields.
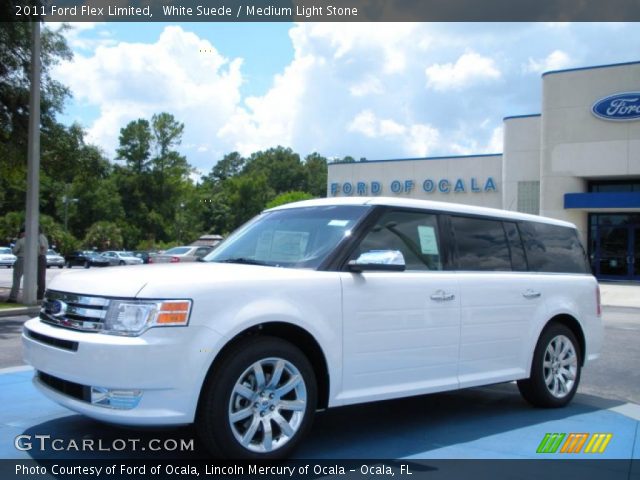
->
xmin=0 ymin=367 xmax=638 ymax=460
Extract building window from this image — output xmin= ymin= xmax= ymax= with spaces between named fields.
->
xmin=517 ymin=181 xmax=540 ymax=215
xmin=589 ymin=180 xmax=640 ymax=193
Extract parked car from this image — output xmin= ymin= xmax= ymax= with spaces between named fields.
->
xmin=64 ymin=251 xmax=111 ymax=268
xmin=24 ymin=198 xmax=602 ymax=459
xmin=149 ymin=245 xmax=213 ymax=263
xmin=101 ymin=250 xmax=144 ymax=266
xmin=132 ymin=251 xmax=156 ymax=264
xmin=0 ymin=247 xmax=16 ymax=268
xmin=45 ymin=249 xmax=65 ymax=269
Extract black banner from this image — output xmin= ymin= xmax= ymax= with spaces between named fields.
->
xmin=2 ymin=0 xmax=640 ymax=22
xmin=3 ymin=459 xmax=640 ymax=480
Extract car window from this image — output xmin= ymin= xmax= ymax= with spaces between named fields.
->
xmin=350 ymin=210 xmax=443 ymax=271
xmin=165 ymin=247 xmax=191 ymax=255
xmin=519 ymin=221 xmax=589 ymax=274
xmin=451 ymin=216 xmax=511 ymax=271
xmin=207 ymin=205 xmax=370 ymax=269
xmin=0 ymin=247 xmax=11 ymax=254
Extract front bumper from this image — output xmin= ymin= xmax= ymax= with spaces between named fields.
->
xmin=23 ymin=317 xmax=223 ymax=426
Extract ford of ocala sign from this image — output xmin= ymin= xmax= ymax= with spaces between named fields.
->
xmin=592 ymin=92 xmax=640 ymax=121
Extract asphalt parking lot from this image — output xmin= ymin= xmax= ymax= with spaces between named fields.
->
xmin=0 ymin=307 xmax=638 ymax=461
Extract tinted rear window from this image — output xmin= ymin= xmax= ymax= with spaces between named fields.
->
xmin=451 ymin=216 xmax=511 ymax=271
xmin=519 ymin=222 xmax=589 ymax=274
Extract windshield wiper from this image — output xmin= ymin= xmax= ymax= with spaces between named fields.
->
xmin=214 ymin=257 xmax=275 ymax=266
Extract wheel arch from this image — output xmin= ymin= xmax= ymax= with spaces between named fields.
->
xmin=543 ymin=314 xmax=586 ymax=366
xmin=197 ymin=321 xmax=331 ymax=412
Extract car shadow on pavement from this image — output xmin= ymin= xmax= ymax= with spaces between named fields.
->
xmin=17 ymin=383 xmax=626 ymax=460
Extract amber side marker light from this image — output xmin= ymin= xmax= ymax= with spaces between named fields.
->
xmin=156 ymin=301 xmax=191 ymax=325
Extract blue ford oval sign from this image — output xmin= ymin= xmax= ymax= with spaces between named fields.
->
xmin=592 ymin=92 xmax=640 ymax=121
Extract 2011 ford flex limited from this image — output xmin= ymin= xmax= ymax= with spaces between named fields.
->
xmin=23 ymin=197 xmax=602 ymax=458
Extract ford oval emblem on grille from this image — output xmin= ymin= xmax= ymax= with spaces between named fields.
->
xmin=50 ymin=300 xmax=68 ymax=317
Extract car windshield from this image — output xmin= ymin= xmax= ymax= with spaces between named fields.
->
xmin=204 ymin=205 xmax=370 ymax=269
xmin=85 ymin=251 xmax=101 ymax=257
xmin=164 ymin=247 xmax=191 ymax=255
xmin=47 ymin=249 xmax=57 ymax=255
xmin=0 ymin=247 xmax=11 ymax=254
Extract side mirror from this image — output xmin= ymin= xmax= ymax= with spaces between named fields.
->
xmin=348 ymin=250 xmax=406 ymax=272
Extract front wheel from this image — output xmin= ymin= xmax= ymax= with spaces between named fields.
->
xmin=518 ymin=323 xmax=581 ymax=408
xmin=197 ymin=336 xmax=317 ymax=459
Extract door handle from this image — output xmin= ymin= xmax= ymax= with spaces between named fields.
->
xmin=430 ymin=290 xmax=455 ymax=302
xmin=522 ymin=289 xmax=541 ymax=299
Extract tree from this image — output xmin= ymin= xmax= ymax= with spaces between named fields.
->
xmin=0 ymin=22 xmax=73 ymax=217
xmin=265 ymin=191 xmax=314 ymax=209
xmin=205 ymin=152 xmax=245 ymax=184
xmin=83 ymin=221 xmax=123 ymax=251
xmin=116 ymin=119 xmax=152 ymax=174
xmin=223 ymin=174 xmax=272 ymax=231
xmin=243 ymin=147 xmax=306 ymax=195
xmin=0 ymin=22 xmax=72 ymax=147
xmin=303 ymin=152 xmax=328 ymax=197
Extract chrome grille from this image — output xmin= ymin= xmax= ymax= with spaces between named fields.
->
xmin=40 ymin=291 xmax=110 ymax=332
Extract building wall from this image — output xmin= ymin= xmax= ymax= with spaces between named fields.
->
xmin=502 ymin=115 xmax=541 ymax=213
xmin=540 ymin=62 xmax=640 ymax=240
xmin=328 ymin=155 xmax=503 ymax=209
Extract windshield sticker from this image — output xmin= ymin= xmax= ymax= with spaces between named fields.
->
xmin=418 ymin=226 xmax=439 ymax=255
xmin=255 ymin=230 xmax=310 ymax=262
xmin=328 ymin=220 xmax=349 ymax=227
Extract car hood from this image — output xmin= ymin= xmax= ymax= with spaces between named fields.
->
xmin=45 ymin=262 xmax=323 ymax=298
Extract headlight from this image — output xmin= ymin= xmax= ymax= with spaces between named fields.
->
xmin=103 ymin=300 xmax=191 ymax=336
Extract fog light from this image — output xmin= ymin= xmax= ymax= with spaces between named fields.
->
xmin=90 ymin=387 xmax=143 ymax=409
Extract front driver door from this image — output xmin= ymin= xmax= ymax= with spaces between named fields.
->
xmin=338 ymin=209 xmax=460 ymax=404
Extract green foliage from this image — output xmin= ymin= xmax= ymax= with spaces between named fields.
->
xmin=116 ymin=119 xmax=152 ymax=173
xmin=265 ymin=191 xmax=314 ymax=209
xmin=83 ymin=221 xmax=123 ymax=251
xmin=0 ymin=211 xmax=25 ymax=245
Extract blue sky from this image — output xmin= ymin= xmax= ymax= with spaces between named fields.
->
xmin=50 ymin=22 xmax=640 ymax=175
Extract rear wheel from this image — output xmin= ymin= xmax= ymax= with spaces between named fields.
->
xmin=518 ymin=323 xmax=581 ymax=408
xmin=197 ymin=336 xmax=317 ymax=459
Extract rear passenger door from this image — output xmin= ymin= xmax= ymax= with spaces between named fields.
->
xmin=449 ymin=216 xmax=543 ymax=387
xmin=339 ymin=209 xmax=461 ymax=403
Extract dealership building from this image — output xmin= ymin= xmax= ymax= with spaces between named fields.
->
xmin=327 ymin=61 xmax=640 ymax=282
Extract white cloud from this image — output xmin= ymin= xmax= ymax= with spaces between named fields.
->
xmin=55 ymin=22 xmax=640 ymax=172
xmin=348 ymin=110 xmax=440 ymax=157
xmin=425 ymin=51 xmax=501 ymax=91
xmin=524 ymin=50 xmax=573 ymax=74
xmin=54 ymin=26 xmax=244 ymax=162
xmin=349 ymin=76 xmax=384 ymax=97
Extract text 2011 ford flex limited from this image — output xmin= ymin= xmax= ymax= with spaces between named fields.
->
xmin=23 ymin=197 xmax=602 ymax=458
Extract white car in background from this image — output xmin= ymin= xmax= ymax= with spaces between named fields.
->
xmin=100 ymin=251 xmax=144 ymax=266
xmin=0 ymin=247 xmax=16 ymax=268
xmin=149 ymin=245 xmax=213 ymax=264
xmin=45 ymin=249 xmax=65 ymax=269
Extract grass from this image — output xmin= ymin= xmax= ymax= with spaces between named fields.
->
xmin=0 ymin=302 xmax=22 ymax=309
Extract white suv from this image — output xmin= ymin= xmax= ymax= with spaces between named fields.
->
xmin=23 ymin=197 xmax=602 ymax=459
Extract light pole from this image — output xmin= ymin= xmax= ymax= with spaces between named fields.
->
xmin=62 ymin=195 xmax=78 ymax=231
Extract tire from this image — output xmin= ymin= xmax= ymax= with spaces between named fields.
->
xmin=84 ymin=261 xmax=90 ymax=269
xmin=66 ymin=261 xmax=72 ymax=268
xmin=58 ymin=265 xmax=63 ymax=269
xmin=119 ymin=260 xmax=125 ymax=266
xmin=517 ymin=323 xmax=581 ymax=408
xmin=197 ymin=336 xmax=317 ymax=459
